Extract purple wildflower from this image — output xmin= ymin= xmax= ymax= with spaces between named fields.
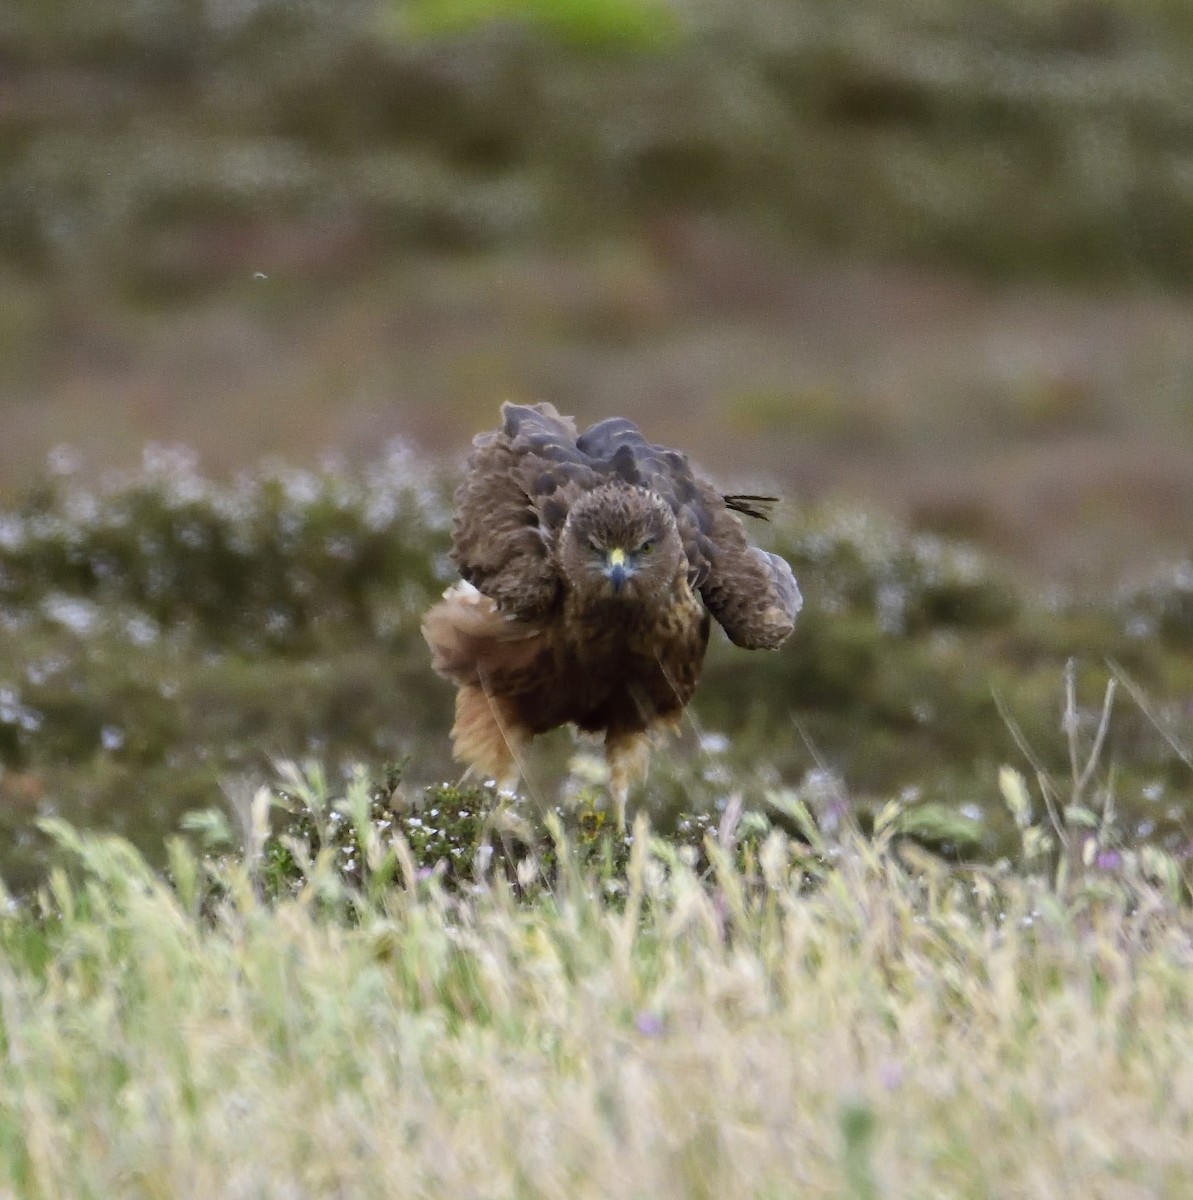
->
xmin=635 ymin=1012 xmax=665 ymax=1037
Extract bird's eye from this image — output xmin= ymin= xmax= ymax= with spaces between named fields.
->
xmin=638 ymin=539 xmax=654 ymax=556
xmin=587 ymin=537 xmax=603 ymax=553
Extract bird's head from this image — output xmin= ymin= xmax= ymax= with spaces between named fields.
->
xmin=558 ymin=484 xmax=684 ymax=604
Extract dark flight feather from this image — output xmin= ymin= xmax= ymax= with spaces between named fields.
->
xmin=724 ymin=493 xmax=780 ymax=520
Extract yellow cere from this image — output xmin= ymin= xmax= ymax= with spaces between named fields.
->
xmin=608 ymin=548 xmax=627 ymax=567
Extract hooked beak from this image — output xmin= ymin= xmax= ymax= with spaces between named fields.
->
xmin=606 ymin=548 xmax=628 ymax=593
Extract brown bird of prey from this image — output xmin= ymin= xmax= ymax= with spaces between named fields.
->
xmin=422 ymin=402 xmax=802 ymax=826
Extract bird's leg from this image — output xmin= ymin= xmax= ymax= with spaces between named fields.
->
xmin=604 ymin=732 xmax=651 ymax=832
xmin=610 ymin=776 xmax=628 ymax=835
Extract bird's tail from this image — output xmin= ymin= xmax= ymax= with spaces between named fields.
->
xmin=422 ymin=581 xmax=544 ymax=784
xmin=452 ymin=685 xmax=524 ymax=789
xmin=422 ymin=581 xmax=541 ymax=686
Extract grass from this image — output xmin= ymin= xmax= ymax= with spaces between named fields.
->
xmin=0 ymin=440 xmax=1185 ymax=1197
xmin=3 ymin=764 xmax=1193 ymax=1198
xmin=0 ymin=444 xmax=1189 ymax=1195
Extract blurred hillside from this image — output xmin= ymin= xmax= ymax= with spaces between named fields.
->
xmin=7 ymin=0 xmax=1193 ymax=287
xmin=2 ymin=0 xmax=1193 ymax=578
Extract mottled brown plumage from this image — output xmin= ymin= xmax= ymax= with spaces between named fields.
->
xmin=422 ymin=402 xmax=802 ymax=825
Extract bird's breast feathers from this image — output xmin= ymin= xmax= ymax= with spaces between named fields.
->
xmin=561 ymin=569 xmax=702 ymax=639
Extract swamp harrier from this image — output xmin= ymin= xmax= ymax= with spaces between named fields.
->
xmin=422 ymin=402 xmax=801 ymax=826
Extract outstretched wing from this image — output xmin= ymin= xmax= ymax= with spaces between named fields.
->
xmin=687 ymin=480 xmax=802 ymax=649
xmin=451 ymin=402 xmax=599 ymax=619
xmin=574 ymin=416 xmax=802 ymax=648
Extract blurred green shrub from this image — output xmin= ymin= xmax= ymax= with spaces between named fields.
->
xmin=0 ymin=446 xmax=450 ymax=653
xmin=1117 ymin=560 xmax=1193 ymax=650
xmin=395 ymin=0 xmax=678 ymax=48
xmin=0 ymin=453 xmax=1189 ymax=891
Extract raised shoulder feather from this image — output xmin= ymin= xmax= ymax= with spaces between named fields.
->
xmin=450 ymin=402 xmax=596 ymax=618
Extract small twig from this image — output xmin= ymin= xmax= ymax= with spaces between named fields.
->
xmin=1064 ymin=659 xmax=1081 ymax=794
xmin=790 ymin=715 xmax=852 ymax=826
xmin=1072 ymin=666 xmax=1117 ymax=805
xmin=1109 ymin=659 xmax=1193 ymax=776
xmin=1099 ymin=763 xmax=1118 ymax=841
xmin=476 ymin=661 xmax=542 ymax=806
xmin=992 ymin=688 xmax=1069 ymax=851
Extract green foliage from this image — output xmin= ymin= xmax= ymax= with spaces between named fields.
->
xmin=0 ymin=454 xmax=1190 ymax=891
xmin=840 ymin=1101 xmax=879 ymax=1200
xmin=1117 ymin=559 xmax=1193 ymax=649
xmin=258 ymin=761 xmax=498 ymax=903
xmin=245 ymin=758 xmax=783 ymax=905
xmin=0 ymin=446 xmax=450 ymax=654
xmin=160 ymin=748 xmax=1183 ymax=921
xmin=396 ymin=0 xmax=679 ymax=49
